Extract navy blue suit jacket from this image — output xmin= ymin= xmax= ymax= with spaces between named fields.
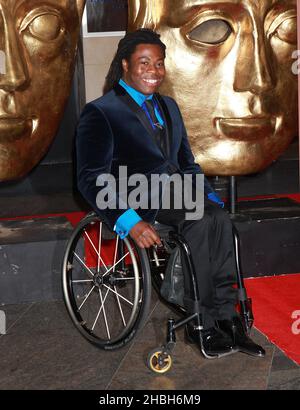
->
xmin=76 ymin=85 xmax=213 ymax=230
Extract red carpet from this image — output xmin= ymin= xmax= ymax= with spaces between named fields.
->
xmin=245 ymin=274 xmax=300 ymax=365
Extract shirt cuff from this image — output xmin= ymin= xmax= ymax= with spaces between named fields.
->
xmin=114 ymin=209 xmax=142 ymax=239
xmin=208 ymin=192 xmax=225 ymax=208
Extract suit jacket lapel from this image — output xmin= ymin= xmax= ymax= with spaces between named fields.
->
xmin=154 ymin=93 xmax=172 ymax=158
xmin=114 ymin=84 xmax=157 ymax=141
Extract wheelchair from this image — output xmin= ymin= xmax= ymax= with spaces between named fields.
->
xmin=62 ymin=211 xmax=253 ymax=374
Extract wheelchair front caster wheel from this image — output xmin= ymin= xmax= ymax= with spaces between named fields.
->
xmin=147 ymin=348 xmax=173 ymax=374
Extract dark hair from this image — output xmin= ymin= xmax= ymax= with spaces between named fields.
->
xmin=103 ymin=29 xmax=166 ymax=94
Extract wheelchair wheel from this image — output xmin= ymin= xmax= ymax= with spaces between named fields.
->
xmin=62 ymin=212 xmax=151 ymax=350
xmin=147 ymin=348 xmax=173 ymax=374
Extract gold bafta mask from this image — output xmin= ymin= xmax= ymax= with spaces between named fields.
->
xmin=0 ymin=0 xmax=85 ymax=181
xmin=129 ymin=0 xmax=298 ymax=175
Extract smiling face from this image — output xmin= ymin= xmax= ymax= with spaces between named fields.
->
xmin=122 ymin=43 xmax=166 ymax=95
xmin=0 ymin=0 xmax=85 ymax=181
xmin=129 ymin=0 xmax=298 ymax=175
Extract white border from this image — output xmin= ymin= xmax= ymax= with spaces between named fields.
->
xmin=82 ymin=5 xmax=126 ymax=38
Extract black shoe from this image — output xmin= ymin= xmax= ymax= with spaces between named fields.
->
xmin=217 ymin=316 xmax=266 ymax=357
xmin=185 ymin=324 xmax=234 ymax=356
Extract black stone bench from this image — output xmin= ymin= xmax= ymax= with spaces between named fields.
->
xmin=0 ymin=217 xmax=74 ymax=305
xmin=233 ymin=198 xmax=300 ymax=277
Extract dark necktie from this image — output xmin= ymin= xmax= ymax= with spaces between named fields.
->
xmin=144 ymin=99 xmax=162 ymax=129
xmin=144 ymin=99 xmax=166 ymax=156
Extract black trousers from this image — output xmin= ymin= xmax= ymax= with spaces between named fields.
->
xmin=156 ymin=199 xmax=238 ymax=329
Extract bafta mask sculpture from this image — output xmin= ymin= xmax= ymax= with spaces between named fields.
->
xmin=0 ymin=0 xmax=85 ymax=181
xmin=129 ymin=0 xmax=298 ymax=175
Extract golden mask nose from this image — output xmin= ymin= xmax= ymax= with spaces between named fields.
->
xmin=233 ymin=29 xmax=275 ymax=95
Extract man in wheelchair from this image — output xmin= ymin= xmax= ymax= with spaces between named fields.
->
xmin=76 ymin=29 xmax=265 ymax=359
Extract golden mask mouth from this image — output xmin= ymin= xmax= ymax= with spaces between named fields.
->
xmin=0 ymin=117 xmax=33 ymax=142
xmin=215 ymin=116 xmax=277 ymax=141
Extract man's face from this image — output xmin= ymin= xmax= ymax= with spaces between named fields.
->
xmin=130 ymin=0 xmax=298 ymax=175
xmin=122 ymin=43 xmax=166 ymax=95
xmin=0 ymin=0 xmax=84 ymax=181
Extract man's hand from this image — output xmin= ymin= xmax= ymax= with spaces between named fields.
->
xmin=129 ymin=221 xmax=162 ymax=249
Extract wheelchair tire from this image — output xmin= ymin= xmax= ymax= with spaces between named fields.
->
xmin=62 ymin=212 xmax=151 ymax=350
xmin=147 ymin=348 xmax=173 ymax=374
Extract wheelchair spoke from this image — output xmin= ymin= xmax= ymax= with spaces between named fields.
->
xmin=113 ymin=235 xmax=119 ymax=272
xmin=101 ymin=251 xmax=129 ymax=278
xmin=114 ymin=285 xmax=126 ymax=327
xmin=91 ymin=287 xmax=110 ymax=331
xmin=98 ymin=288 xmax=111 ymax=339
xmin=72 ymin=279 xmax=94 ymax=283
xmin=103 ymin=284 xmax=133 ymax=306
xmin=73 ymin=251 xmax=95 ymax=277
xmin=97 ymin=222 xmax=102 ymax=274
xmin=111 ymin=236 xmax=127 ymax=326
xmin=78 ymin=285 xmax=96 ymax=311
xmin=83 ymin=228 xmax=108 ymax=271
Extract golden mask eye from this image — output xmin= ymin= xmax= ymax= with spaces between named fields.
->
xmin=188 ymin=19 xmax=232 ymax=45
xmin=275 ymin=17 xmax=297 ymax=44
xmin=28 ymin=14 xmax=62 ymax=41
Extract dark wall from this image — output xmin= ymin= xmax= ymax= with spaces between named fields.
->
xmin=86 ymin=0 xmax=128 ymax=32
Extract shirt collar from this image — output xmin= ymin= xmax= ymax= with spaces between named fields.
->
xmin=119 ymin=79 xmax=153 ymax=107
